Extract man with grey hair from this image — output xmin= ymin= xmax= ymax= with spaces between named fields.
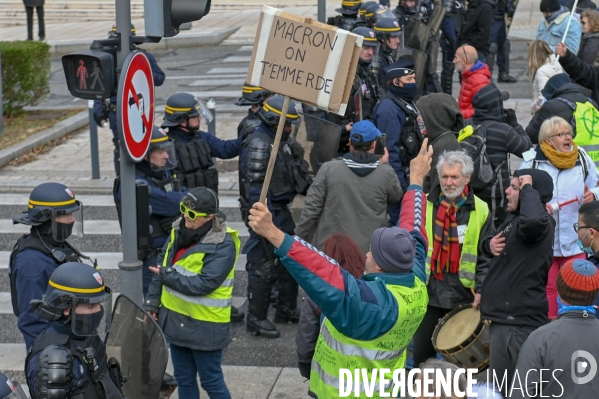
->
xmin=412 ymin=150 xmax=493 ymax=368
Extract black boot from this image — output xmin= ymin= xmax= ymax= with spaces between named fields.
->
xmin=231 ymin=306 xmax=245 ymax=322
xmin=159 ymin=372 xmax=178 ymax=399
xmin=274 ymin=305 xmax=300 ymax=324
xmin=246 ymin=314 xmax=280 ymax=338
xmin=498 ymin=72 xmax=517 ymax=83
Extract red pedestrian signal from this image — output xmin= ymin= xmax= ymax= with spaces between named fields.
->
xmin=62 ymin=51 xmax=116 ymax=100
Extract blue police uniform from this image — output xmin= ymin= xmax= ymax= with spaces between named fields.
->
xmin=93 ymin=51 xmax=165 ymax=175
xmin=12 ymin=247 xmax=63 ymax=350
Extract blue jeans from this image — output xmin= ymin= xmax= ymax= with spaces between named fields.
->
xmin=170 ymin=344 xmax=231 ymax=399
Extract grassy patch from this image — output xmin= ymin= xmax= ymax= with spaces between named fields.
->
xmin=0 ymin=110 xmax=81 ymax=151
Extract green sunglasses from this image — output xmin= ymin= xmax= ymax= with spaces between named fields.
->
xmin=180 ymin=203 xmax=208 ymax=220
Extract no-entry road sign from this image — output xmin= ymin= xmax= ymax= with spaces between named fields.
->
xmin=117 ymin=51 xmax=155 ymax=162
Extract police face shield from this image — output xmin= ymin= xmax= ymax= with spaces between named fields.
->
xmin=51 ymin=203 xmax=83 ymax=241
xmin=2 ymin=381 xmax=28 ymax=399
xmin=149 ymin=140 xmax=177 ymax=172
xmin=387 ymin=30 xmax=405 ymax=50
xmin=70 ymin=292 xmax=112 ymax=337
xmin=375 ymin=7 xmax=396 ymax=20
xmin=193 ymin=98 xmax=214 ymax=125
xmin=401 ymin=0 xmax=420 ymax=13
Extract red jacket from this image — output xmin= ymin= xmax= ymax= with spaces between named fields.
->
xmin=458 ymin=61 xmax=491 ymax=119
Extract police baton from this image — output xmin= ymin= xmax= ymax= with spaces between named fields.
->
xmin=553 ymin=0 xmax=579 ymax=69
xmin=259 ymin=95 xmax=291 ymax=204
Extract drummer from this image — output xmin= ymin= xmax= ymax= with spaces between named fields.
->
xmin=412 ymin=150 xmax=494 ymax=368
xmin=479 ymin=169 xmax=555 ymax=397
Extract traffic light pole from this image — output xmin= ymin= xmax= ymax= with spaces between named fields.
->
xmin=116 ymin=0 xmax=143 ymax=306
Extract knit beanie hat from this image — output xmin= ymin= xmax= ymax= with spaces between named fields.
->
xmin=370 ymin=227 xmax=415 ymax=273
xmin=541 ymin=73 xmax=571 ymax=99
xmin=557 ymin=259 xmax=599 ymax=306
xmin=540 ymin=0 xmax=561 ymax=12
xmin=513 ymin=169 xmax=554 ymax=204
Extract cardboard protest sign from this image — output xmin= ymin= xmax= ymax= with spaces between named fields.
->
xmin=247 ymin=6 xmax=363 ymax=116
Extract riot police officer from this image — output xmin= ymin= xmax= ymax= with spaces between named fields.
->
xmin=162 ymin=92 xmax=243 ymax=193
xmin=239 ymin=95 xmax=311 ymax=338
xmin=327 ymin=0 xmax=363 ymax=30
xmin=357 ymin=1 xmax=379 ymax=26
xmin=373 ymin=60 xmax=424 ymax=225
xmin=487 ymin=0 xmax=517 ymax=82
xmin=440 ymin=0 xmax=464 ymax=95
xmin=10 ymin=182 xmax=93 ymax=350
xmin=26 ymin=262 xmax=124 ymax=399
xmin=92 ymin=23 xmax=165 ymax=176
xmin=0 ymin=372 xmax=28 ymax=399
xmin=374 ymin=18 xmax=403 ymax=92
xmin=394 ymin=0 xmax=420 ymax=23
xmin=235 ymin=83 xmax=272 ymax=138
xmin=326 ymin=26 xmax=380 ymax=155
xmin=115 ymin=126 xmax=185 ymax=295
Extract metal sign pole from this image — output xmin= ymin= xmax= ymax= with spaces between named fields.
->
xmin=116 ymin=0 xmax=143 ymax=306
xmin=0 ymin=48 xmax=4 ymax=137
xmin=87 ymin=100 xmax=101 ymax=179
xmin=318 ymin=0 xmax=326 ymax=23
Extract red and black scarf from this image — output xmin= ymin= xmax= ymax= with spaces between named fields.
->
xmin=432 ymin=186 xmax=469 ymax=280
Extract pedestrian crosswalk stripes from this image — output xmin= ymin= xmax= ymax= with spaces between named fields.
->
xmin=189 ymin=78 xmax=246 ymax=87
xmin=208 ymin=67 xmax=249 ymax=74
xmin=223 ymin=56 xmax=252 ymax=62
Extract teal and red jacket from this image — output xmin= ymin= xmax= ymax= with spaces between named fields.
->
xmin=275 ymin=185 xmax=428 ymax=340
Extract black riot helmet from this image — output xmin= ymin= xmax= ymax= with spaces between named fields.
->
xmin=109 ymin=22 xmax=135 ymax=39
xmin=397 ymin=0 xmax=420 ymax=15
xmin=336 ymin=0 xmax=363 ymax=15
xmin=31 ymin=262 xmax=112 ymax=337
xmin=235 ymin=83 xmax=272 ymax=106
xmin=12 ymin=182 xmax=84 ymax=241
xmin=352 ymin=26 xmax=379 ymax=47
xmin=257 ymin=95 xmax=301 ymax=128
xmin=147 ymin=126 xmax=177 ymax=171
xmin=0 ymin=373 xmax=28 ymax=399
xmin=162 ymin=92 xmax=213 ymax=129
xmin=374 ymin=18 xmax=403 ymax=45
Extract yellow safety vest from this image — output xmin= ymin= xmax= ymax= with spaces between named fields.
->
xmin=160 ymin=227 xmax=240 ymax=323
xmin=425 ymin=196 xmax=488 ymax=288
xmin=570 ymin=101 xmax=599 ymax=168
xmin=309 ymin=279 xmax=428 ymax=399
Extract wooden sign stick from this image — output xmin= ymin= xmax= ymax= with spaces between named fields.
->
xmin=259 ymin=95 xmax=291 ymax=204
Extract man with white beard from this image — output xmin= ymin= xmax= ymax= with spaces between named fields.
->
xmin=412 ymin=150 xmax=494 ymax=368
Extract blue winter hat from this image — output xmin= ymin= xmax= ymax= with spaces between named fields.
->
xmin=541 ymin=73 xmax=571 ymax=99
xmin=350 ymin=120 xmax=382 ymax=143
xmin=370 ymin=226 xmax=415 ymax=273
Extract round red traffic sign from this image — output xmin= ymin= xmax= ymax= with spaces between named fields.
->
xmin=117 ymin=51 xmax=155 ymax=162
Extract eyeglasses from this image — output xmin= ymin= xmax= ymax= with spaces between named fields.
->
xmin=573 ymin=223 xmax=596 ymax=232
xmin=550 ymin=131 xmax=572 ymax=139
xmin=180 ymin=203 xmax=208 ymax=220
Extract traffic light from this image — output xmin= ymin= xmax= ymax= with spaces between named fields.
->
xmin=62 ymin=50 xmax=116 ymax=100
xmin=145 ymin=0 xmax=211 ymax=39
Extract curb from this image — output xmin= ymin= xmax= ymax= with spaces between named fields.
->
xmin=0 ymin=110 xmax=88 ymax=169
xmin=49 ymin=26 xmax=240 ymax=55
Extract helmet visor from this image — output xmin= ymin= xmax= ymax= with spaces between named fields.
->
xmin=375 ymin=8 xmax=396 ymax=19
xmin=149 ymin=140 xmax=178 ymax=172
xmin=194 ymin=98 xmax=214 ymax=125
xmin=70 ymin=291 xmax=112 ymax=337
xmin=51 ymin=202 xmax=84 ymax=240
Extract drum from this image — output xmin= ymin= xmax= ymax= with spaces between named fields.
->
xmin=431 ymin=303 xmax=490 ymax=370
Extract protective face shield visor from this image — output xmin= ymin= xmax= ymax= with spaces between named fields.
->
xmin=193 ymin=98 xmax=214 ymax=125
xmin=375 ymin=7 xmax=396 ymax=20
xmin=401 ymin=0 xmax=421 ymax=13
xmin=2 ymin=380 xmax=28 ymax=399
xmin=149 ymin=139 xmax=178 ymax=172
xmin=51 ymin=202 xmax=84 ymax=240
xmin=69 ymin=291 xmax=112 ymax=337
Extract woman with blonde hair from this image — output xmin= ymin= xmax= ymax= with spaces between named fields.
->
xmin=527 ymin=40 xmax=564 ymax=114
xmin=519 ymin=116 xmax=599 ymax=319
xmin=578 ymin=9 xmax=599 ymax=66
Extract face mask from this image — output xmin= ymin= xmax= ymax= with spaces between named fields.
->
xmin=391 ymin=83 xmax=418 ymax=102
xmin=55 ymin=222 xmax=74 ymax=242
xmin=576 ymin=229 xmax=595 ymax=255
xmin=74 ymin=307 xmax=105 ymax=336
xmin=358 ymin=58 xmax=372 ymax=68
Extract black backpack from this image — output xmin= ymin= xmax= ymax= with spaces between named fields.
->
xmin=458 ymin=121 xmax=503 ymax=191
